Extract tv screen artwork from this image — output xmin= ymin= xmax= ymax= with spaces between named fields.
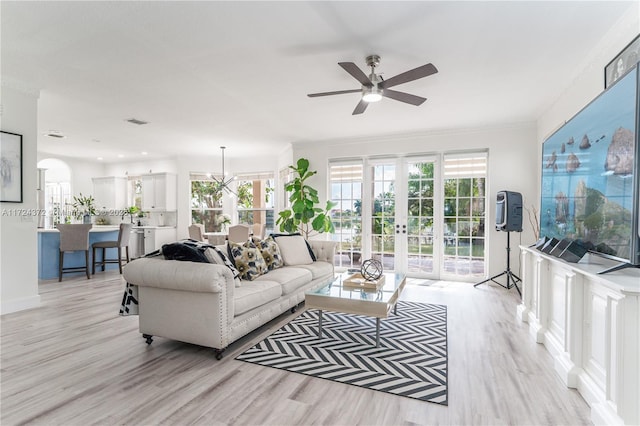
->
xmin=540 ymin=66 xmax=638 ymax=263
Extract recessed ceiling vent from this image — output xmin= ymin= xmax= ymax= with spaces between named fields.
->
xmin=47 ymin=132 xmax=65 ymax=139
xmin=126 ymin=118 xmax=148 ymax=125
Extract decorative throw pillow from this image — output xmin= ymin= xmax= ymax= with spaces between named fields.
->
xmin=227 ymin=240 xmax=267 ymax=281
xmin=271 ymin=234 xmax=314 ymax=266
xmin=251 ymin=236 xmax=284 ymax=270
xmin=205 ymin=246 xmax=242 ymax=287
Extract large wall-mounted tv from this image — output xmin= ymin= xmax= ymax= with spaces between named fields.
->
xmin=540 ymin=65 xmax=639 ymax=271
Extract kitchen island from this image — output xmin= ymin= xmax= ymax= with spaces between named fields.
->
xmin=37 ymin=225 xmax=177 ymax=280
xmin=38 ymin=226 xmax=120 ymax=280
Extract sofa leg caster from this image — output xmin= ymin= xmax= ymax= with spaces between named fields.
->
xmin=143 ymin=334 xmax=153 ymax=345
xmin=290 ymin=305 xmax=298 ymax=313
xmin=214 ymin=349 xmax=225 ymax=360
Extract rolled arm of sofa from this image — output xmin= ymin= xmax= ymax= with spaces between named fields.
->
xmin=123 ymin=258 xmax=235 ymax=293
xmin=308 ymin=240 xmax=338 ymax=263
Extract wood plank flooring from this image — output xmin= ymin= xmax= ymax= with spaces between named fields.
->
xmin=1 ymin=272 xmax=592 ymax=425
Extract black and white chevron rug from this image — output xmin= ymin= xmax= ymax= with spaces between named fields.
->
xmin=236 ymin=301 xmax=448 ymax=405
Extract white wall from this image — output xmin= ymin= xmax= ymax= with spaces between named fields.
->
xmin=1 ymin=84 xmax=41 ymax=314
xmin=292 ymin=123 xmax=539 ymax=278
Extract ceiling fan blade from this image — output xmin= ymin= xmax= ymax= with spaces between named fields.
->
xmin=382 ymin=89 xmax=427 ymax=106
xmin=339 ymin=62 xmax=373 ymax=87
xmin=307 ymin=89 xmax=361 ymax=97
xmin=352 ymin=99 xmax=369 ymax=115
xmin=380 ymin=63 xmax=438 ymax=89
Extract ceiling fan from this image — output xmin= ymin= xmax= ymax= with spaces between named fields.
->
xmin=307 ymin=55 xmax=438 ymax=115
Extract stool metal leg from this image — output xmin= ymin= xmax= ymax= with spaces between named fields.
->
xmin=85 ymin=250 xmax=90 ymax=279
xmin=59 ymin=251 xmax=64 ymax=282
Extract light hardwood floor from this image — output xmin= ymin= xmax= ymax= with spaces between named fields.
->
xmin=1 ymin=272 xmax=592 ymax=425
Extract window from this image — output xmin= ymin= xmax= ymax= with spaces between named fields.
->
xmin=190 ymin=173 xmax=225 ymax=232
xmin=442 ymin=154 xmax=487 ymax=277
xmin=127 ymin=176 xmax=142 ymax=210
xmin=235 ymin=173 xmax=275 ymax=234
xmin=329 ymin=161 xmax=363 ymax=269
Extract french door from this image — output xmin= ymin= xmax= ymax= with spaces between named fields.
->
xmin=368 ymin=157 xmax=440 ymax=279
xmin=331 ymin=153 xmax=487 ymax=281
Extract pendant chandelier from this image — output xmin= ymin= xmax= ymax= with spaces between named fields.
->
xmin=212 ymin=146 xmax=236 ymax=196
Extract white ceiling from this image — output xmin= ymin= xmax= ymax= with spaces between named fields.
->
xmin=1 ymin=1 xmax=635 ymax=163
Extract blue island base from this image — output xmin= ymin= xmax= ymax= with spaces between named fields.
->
xmin=38 ymin=229 xmax=123 ymax=280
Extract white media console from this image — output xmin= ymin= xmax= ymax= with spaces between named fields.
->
xmin=517 ymin=246 xmax=639 ymax=426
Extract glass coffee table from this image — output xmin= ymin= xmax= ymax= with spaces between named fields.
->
xmin=305 ymin=272 xmax=407 ymax=347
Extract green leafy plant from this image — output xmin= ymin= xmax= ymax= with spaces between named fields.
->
xmin=72 ymin=193 xmax=96 ymax=220
xmin=276 ymin=158 xmax=336 ymax=239
xmin=123 ymin=206 xmax=140 ymax=223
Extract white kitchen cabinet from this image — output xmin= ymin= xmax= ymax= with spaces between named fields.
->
xmin=143 ymin=227 xmax=177 ymax=254
xmin=92 ymin=177 xmax=127 ymax=210
xmin=141 ymin=173 xmax=176 ymax=211
xmin=517 ymin=246 xmax=640 ymax=426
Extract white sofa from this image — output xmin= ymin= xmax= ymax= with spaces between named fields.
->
xmin=122 ymin=240 xmax=337 ymax=359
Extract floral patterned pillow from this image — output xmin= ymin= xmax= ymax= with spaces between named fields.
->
xmin=227 ymin=240 xmax=267 ymax=281
xmin=251 ymin=236 xmax=284 ymax=270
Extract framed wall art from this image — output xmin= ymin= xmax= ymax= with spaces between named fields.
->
xmin=605 ymin=33 xmax=640 ymax=88
xmin=0 ymin=131 xmax=23 ymax=203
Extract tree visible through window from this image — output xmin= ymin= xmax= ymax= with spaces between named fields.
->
xmin=190 ymin=178 xmax=224 ymax=232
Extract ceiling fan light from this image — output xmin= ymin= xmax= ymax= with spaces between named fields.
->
xmin=363 ymin=92 xmax=382 ymax=102
xmin=362 ymin=86 xmax=382 ymax=103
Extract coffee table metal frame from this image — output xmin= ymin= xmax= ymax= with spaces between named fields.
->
xmin=305 ymin=272 xmax=407 ymax=347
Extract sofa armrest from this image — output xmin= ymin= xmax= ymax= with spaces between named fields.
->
xmin=123 ymin=258 xmax=235 ymax=293
xmin=308 ymin=240 xmax=338 ymax=263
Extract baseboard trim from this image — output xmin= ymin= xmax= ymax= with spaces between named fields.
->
xmin=1 ymin=295 xmax=41 ymax=315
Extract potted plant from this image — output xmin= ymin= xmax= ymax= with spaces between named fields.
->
xmin=123 ymin=206 xmax=140 ymax=224
xmin=72 ymin=193 xmax=97 ymax=224
xmin=276 ymin=158 xmax=336 ymax=239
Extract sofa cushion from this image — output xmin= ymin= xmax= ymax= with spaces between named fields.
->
xmin=272 ymin=234 xmax=314 ymax=266
xmin=253 ymin=266 xmax=312 ymax=295
xmin=228 ymin=240 xmax=267 ymax=281
xmin=251 ymin=236 xmax=284 ymax=270
xmin=295 ymin=261 xmax=333 ymax=280
xmin=204 ymin=246 xmax=242 ymax=287
xmin=234 ymin=280 xmax=282 ymax=316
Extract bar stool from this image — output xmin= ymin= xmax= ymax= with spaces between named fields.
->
xmin=188 ymin=223 xmax=206 ymax=242
xmin=56 ymin=223 xmax=92 ymax=281
xmin=92 ymin=223 xmax=133 ymax=274
xmin=228 ymin=224 xmax=250 ymax=243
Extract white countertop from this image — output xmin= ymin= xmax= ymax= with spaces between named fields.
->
xmin=38 ymin=225 xmax=176 ymax=233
